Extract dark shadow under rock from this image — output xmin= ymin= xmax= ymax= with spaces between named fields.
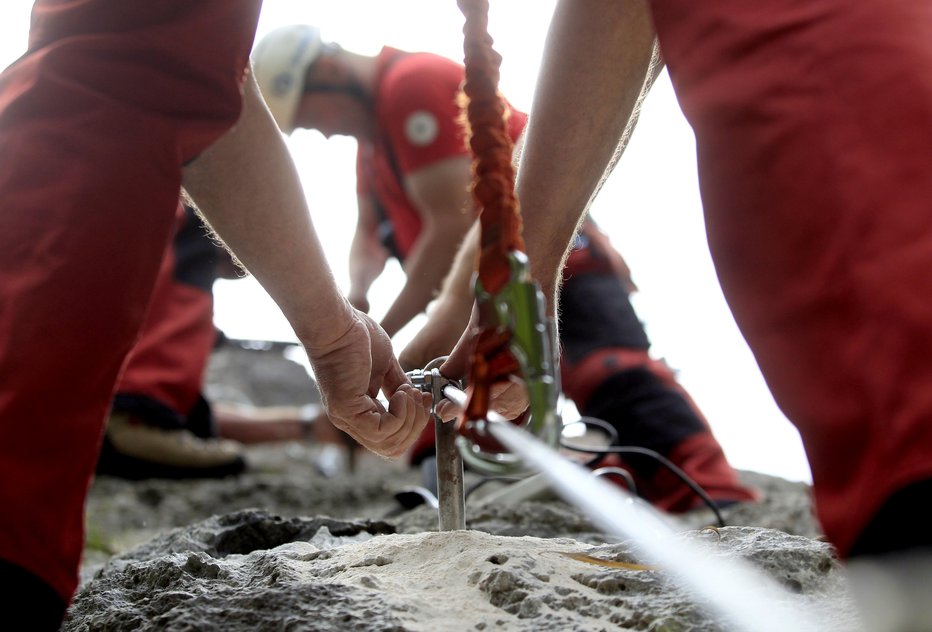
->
xmin=120 ymin=509 xmax=396 ymax=562
xmin=83 ymin=443 xmax=422 ymax=584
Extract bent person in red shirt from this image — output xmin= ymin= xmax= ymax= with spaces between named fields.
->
xmin=252 ymin=25 xmax=757 ymax=514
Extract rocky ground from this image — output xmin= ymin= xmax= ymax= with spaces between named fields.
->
xmin=66 ymin=342 xmax=865 ymax=630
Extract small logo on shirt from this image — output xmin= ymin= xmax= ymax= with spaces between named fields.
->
xmin=404 ymin=111 xmax=439 ymax=147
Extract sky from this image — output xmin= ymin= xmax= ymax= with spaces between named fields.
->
xmin=0 ymin=1 xmax=812 ymax=483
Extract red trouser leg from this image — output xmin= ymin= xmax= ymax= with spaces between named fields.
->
xmin=115 ymin=206 xmax=218 ymax=422
xmin=563 ymin=349 xmax=758 ymax=512
xmin=0 ymin=0 xmax=261 ymax=602
xmin=650 ymin=0 xmax=932 ymax=556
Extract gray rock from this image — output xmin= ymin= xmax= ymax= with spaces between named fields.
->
xmin=67 ymin=510 xmax=859 ymax=631
xmin=204 ymin=340 xmax=320 ymax=408
xmin=72 ymin=344 xmax=861 ymax=630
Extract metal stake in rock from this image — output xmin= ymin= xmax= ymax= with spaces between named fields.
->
xmin=407 ymin=359 xmax=466 ymax=531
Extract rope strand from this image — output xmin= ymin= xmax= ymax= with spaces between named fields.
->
xmin=458 ymin=0 xmax=524 ymax=295
xmin=457 ymin=0 xmax=525 ymax=425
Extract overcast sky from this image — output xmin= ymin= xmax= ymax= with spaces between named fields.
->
xmin=0 ymin=1 xmax=812 ymax=483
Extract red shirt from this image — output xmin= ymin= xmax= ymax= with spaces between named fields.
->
xmin=356 ymin=47 xmax=527 ymax=260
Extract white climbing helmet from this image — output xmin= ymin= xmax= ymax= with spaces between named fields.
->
xmin=252 ymin=25 xmax=324 ymax=133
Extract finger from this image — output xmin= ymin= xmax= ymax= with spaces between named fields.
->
xmin=330 ymin=408 xmax=378 ymax=447
xmin=383 ymin=355 xmax=410 ymax=392
xmin=435 ymin=397 xmax=461 ymax=422
xmin=344 ymin=388 xmax=431 ymax=457
xmin=340 ymin=408 xmax=401 ymax=457
xmin=390 ymin=387 xmax=432 ymax=456
xmin=432 ymin=378 xmax=528 ymax=423
xmin=489 ymin=377 xmax=529 ymax=420
xmin=439 ymin=327 xmax=473 ymax=380
xmin=375 ymin=391 xmax=420 ymax=458
xmin=399 ymin=342 xmax=423 ymax=372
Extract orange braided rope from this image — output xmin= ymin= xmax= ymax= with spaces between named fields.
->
xmin=458 ymin=0 xmax=524 ymax=424
xmin=458 ymin=0 xmax=525 ymax=295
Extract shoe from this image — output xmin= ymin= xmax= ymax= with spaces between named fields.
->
xmin=96 ymin=413 xmax=247 ymax=479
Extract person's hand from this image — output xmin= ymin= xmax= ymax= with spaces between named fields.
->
xmin=305 ymin=309 xmax=431 ymax=457
xmin=431 ymin=307 xmax=530 ymax=423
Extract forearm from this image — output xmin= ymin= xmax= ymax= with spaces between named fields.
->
xmin=517 ymin=0 xmax=658 ymax=311
xmin=437 ymin=222 xmax=482 ymax=316
xmin=396 ymin=222 xmax=479 ymax=371
xmin=348 ymin=232 xmax=387 ymax=303
xmin=182 ymin=71 xmax=353 ymax=349
xmin=381 ymin=224 xmax=466 ymax=337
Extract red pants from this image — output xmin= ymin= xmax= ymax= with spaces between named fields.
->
xmin=650 ymin=0 xmax=932 ymax=556
xmin=114 ymin=205 xmax=220 ymax=426
xmin=0 ymin=0 xmax=261 ymax=602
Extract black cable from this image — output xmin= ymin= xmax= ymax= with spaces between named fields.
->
xmin=561 ymin=417 xmax=619 ymax=468
xmin=591 ymin=465 xmax=638 ymax=493
xmin=463 ymin=417 xmax=619 ymax=501
xmin=456 ymin=417 xmax=726 ymax=527
xmin=560 ymin=418 xmax=727 ymax=528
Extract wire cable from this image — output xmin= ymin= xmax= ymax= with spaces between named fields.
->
xmin=559 ymin=417 xmax=727 ymax=527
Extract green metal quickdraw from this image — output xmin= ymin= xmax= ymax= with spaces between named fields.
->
xmin=457 ymin=250 xmax=562 ymax=475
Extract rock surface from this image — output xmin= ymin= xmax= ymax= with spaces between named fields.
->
xmin=68 ymin=508 xmax=858 ymax=631
xmin=68 ymin=342 xmax=864 ymax=630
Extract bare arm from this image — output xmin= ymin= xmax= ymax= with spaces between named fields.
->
xmin=347 ymin=193 xmax=390 ymax=314
xmin=181 ymin=71 xmax=430 ymax=457
xmin=379 ymin=155 xmax=475 ymax=338
xmin=182 ymin=73 xmax=351 ymax=346
xmin=408 ymin=0 xmax=662 ymax=402
xmin=517 ymin=0 xmax=660 ymax=313
xmin=399 ymin=221 xmax=479 ymax=370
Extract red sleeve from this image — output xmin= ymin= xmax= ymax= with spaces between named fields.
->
xmin=377 ymin=53 xmax=471 ymax=174
xmin=507 ymin=107 xmax=528 ymax=143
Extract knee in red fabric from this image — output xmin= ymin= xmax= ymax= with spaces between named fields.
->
xmin=565 ymin=350 xmax=707 ymax=449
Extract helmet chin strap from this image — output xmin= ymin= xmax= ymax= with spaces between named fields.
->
xmin=302 ymin=80 xmax=371 ymax=106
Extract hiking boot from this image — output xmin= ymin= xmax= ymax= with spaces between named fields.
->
xmin=96 ymin=412 xmax=247 ymax=479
